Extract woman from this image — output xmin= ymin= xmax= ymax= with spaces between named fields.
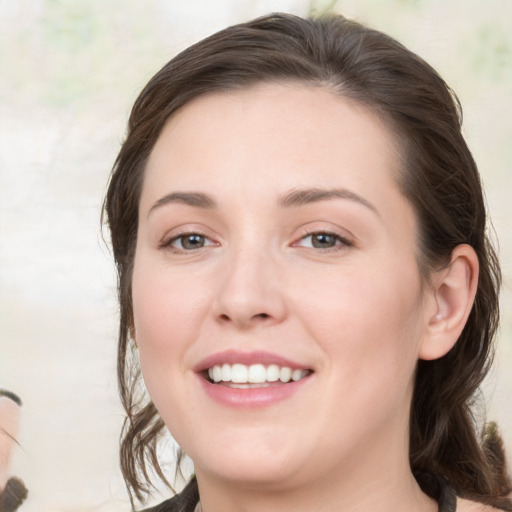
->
xmin=103 ymin=12 xmax=512 ymax=512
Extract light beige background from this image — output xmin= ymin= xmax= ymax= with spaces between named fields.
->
xmin=1 ymin=0 xmax=511 ymax=511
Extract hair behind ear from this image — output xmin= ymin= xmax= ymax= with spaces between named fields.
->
xmin=410 ymin=239 xmax=510 ymax=507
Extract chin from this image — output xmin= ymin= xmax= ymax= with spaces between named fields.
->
xmin=195 ymin=452 xmax=302 ymax=489
xmin=187 ymin=428 xmax=309 ymax=489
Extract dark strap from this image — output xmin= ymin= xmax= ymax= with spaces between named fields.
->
xmin=438 ymin=479 xmax=457 ymax=512
xmin=415 ymin=473 xmax=457 ymax=512
xmin=140 ymin=478 xmax=198 ymax=512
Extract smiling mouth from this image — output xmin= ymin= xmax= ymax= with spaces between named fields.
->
xmin=205 ymin=363 xmax=313 ymax=388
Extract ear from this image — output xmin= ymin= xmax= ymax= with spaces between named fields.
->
xmin=419 ymin=244 xmax=479 ymax=361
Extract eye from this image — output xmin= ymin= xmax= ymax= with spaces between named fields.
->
xmin=295 ymin=231 xmax=351 ymax=250
xmin=163 ymin=232 xmax=216 ymax=251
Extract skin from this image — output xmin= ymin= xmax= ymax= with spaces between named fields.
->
xmin=132 ymin=83 xmax=480 ymax=512
xmin=0 ymin=397 xmax=20 ymax=492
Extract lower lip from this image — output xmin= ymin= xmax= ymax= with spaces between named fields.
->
xmin=198 ymin=375 xmax=311 ymax=408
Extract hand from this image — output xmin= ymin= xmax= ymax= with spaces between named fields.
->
xmin=0 ymin=391 xmax=27 ymax=512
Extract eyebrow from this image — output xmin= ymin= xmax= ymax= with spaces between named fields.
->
xmin=148 ymin=192 xmax=217 ymax=216
xmin=278 ymin=187 xmax=379 ymax=215
xmin=148 ymin=187 xmax=378 ymax=216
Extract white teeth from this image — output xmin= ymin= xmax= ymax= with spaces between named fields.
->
xmin=267 ymin=364 xmax=280 ymax=382
xmin=248 ymin=364 xmax=266 ymax=383
xmin=279 ymin=366 xmax=292 ymax=383
xmin=212 ymin=365 xmax=222 ymax=383
xmin=206 ymin=363 xmax=310 ymax=385
xmin=221 ymin=363 xmax=231 ymax=381
xmin=231 ymin=364 xmax=248 ymax=383
xmin=292 ymin=369 xmax=304 ymax=382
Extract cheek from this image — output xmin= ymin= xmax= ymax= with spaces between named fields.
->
xmin=133 ymin=255 xmax=204 ymax=340
xmin=131 ymin=257 xmax=210 ymax=394
xmin=296 ymin=255 xmax=424 ymax=386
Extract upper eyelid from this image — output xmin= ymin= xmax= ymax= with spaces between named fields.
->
xmin=159 ymin=223 xmax=216 ymax=241
xmin=160 ymin=230 xmax=216 ymax=250
xmin=293 ymin=231 xmax=352 ymax=247
xmin=292 ymin=225 xmax=354 ymax=243
xmin=157 ymin=224 xmax=354 ymax=248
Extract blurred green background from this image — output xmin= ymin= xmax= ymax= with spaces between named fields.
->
xmin=1 ymin=1 xmax=510 ymax=511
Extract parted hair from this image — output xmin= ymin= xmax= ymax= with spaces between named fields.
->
xmin=103 ymin=12 xmax=511 ymax=510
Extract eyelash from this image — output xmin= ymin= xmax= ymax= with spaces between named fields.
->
xmin=294 ymin=230 xmax=353 ymax=251
xmin=160 ymin=229 xmax=352 ymax=254
xmin=159 ymin=231 xmax=216 ymax=252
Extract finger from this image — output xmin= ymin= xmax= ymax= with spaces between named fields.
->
xmin=0 ymin=396 xmax=21 ymax=493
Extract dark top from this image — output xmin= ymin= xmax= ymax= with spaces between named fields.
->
xmin=141 ymin=474 xmax=458 ymax=512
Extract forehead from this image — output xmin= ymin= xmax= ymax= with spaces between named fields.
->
xmin=143 ymin=83 xmax=403 ymax=197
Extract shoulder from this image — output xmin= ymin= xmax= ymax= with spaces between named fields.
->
xmin=138 ymin=478 xmax=199 ymax=512
xmin=457 ymin=497 xmax=507 ymax=512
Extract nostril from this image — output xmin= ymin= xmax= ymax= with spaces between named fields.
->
xmin=218 ymin=312 xmax=270 ymax=322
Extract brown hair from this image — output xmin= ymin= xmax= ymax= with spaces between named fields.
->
xmin=103 ymin=12 xmax=511 ymax=509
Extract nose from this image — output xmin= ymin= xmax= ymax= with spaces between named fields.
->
xmin=212 ymin=247 xmax=287 ymax=329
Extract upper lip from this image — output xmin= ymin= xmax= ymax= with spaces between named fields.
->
xmin=194 ymin=350 xmax=311 ymax=372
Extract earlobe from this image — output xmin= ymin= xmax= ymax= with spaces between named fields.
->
xmin=419 ymin=244 xmax=479 ymax=361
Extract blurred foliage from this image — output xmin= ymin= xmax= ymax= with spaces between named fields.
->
xmin=0 ymin=0 xmax=167 ymax=109
xmin=2 ymin=0 xmax=510 ymax=108
xmin=396 ymin=0 xmax=423 ymax=5
xmin=309 ymin=0 xmax=340 ymax=16
xmin=467 ymin=22 xmax=512 ymax=83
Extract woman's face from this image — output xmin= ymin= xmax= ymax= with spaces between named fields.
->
xmin=132 ymin=84 xmax=435 ymax=489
